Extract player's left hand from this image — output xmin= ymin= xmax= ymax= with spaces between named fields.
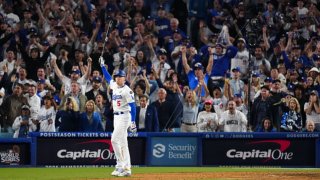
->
xmin=129 ymin=121 xmax=137 ymax=133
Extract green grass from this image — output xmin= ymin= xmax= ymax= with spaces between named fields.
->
xmin=0 ymin=167 xmax=319 ymax=180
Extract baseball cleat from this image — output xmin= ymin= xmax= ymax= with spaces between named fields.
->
xmin=111 ymin=168 xmax=123 ymax=176
xmin=117 ymin=170 xmax=132 ymax=177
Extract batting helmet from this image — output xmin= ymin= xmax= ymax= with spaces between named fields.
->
xmin=114 ymin=70 xmax=126 ymax=77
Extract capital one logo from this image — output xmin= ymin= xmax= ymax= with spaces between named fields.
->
xmin=153 ymin=144 xmax=165 ymax=158
xmin=226 ymin=140 xmax=293 ymax=162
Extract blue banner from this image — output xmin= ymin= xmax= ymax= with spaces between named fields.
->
xmin=149 ymin=137 xmax=198 ymax=166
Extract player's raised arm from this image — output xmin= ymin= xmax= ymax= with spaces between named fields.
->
xmin=99 ymin=57 xmax=112 ymax=84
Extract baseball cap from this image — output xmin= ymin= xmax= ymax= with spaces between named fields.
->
xmin=30 ymin=33 xmax=40 ymax=38
xmin=59 ymin=5 xmax=66 ymax=11
xmin=37 ymin=79 xmax=46 ymax=84
xmin=309 ymin=67 xmax=319 ymax=74
xmin=56 ymin=32 xmax=66 ymax=38
xmin=264 ymin=77 xmax=272 ymax=83
xmin=296 ymin=57 xmax=304 ymax=64
xmin=204 ymin=99 xmax=213 ymax=105
xmin=23 ymin=8 xmax=32 ymax=13
xmin=272 ymin=79 xmax=281 ymax=84
xmin=92 ymin=76 xmax=102 ymax=83
xmin=287 ymin=84 xmax=295 ymax=91
xmin=310 ymin=90 xmax=319 ymax=96
xmin=107 ymin=6 xmax=116 ymax=12
xmin=284 ymin=91 xmax=294 ymax=97
xmin=21 ymin=104 xmax=30 ymax=110
xmin=252 ymin=72 xmax=260 ymax=77
xmin=114 ymin=70 xmax=126 ymax=77
xmin=232 ymin=67 xmax=241 ymax=72
xmin=71 ymin=69 xmax=81 ymax=74
xmin=157 ymin=48 xmax=167 ymax=56
xmin=26 ymin=80 xmax=37 ymax=87
xmin=238 ymin=38 xmax=246 ymax=44
xmin=234 ymin=93 xmax=242 ymax=98
xmin=215 ymin=43 xmax=225 ymax=48
xmin=157 ymin=5 xmax=165 ymax=11
xmin=119 ymin=43 xmax=125 ymax=48
xmin=299 ymin=76 xmax=306 ymax=82
xmin=54 ymin=95 xmax=61 ymax=105
xmin=146 ymin=16 xmax=154 ymax=21
xmin=193 ymin=62 xmax=204 ymax=70
xmin=41 ymin=40 xmax=50 ymax=46
xmin=173 ymin=29 xmax=180 ymax=34
xmin=29 ymin=27 xmax=37 ymax=34
xmin=314 ymin=55 xmax=320 ymax=61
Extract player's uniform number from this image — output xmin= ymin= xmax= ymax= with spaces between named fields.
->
xmin=117 ymin=100 xmax=121 ymax=107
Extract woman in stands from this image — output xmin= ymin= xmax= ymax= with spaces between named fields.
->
xmin=80 ymin=100 xmax=104 ymax=132
xmin=55 ymin=97 xmax=80 ymax=132
xmin=255 ymin=117 xmax=277 ymax=132
xmin=304 ymin=90 xmax=320 ymax=131
xmin=281 ymin=97 xmax=303 ymax=132
xmin=37 ymin=95 xmax=57 ymax=132
xmin=196 ymin=99 xmax=219 ymax=132
xmin=181 ymin=90 xmax=199 ymax=132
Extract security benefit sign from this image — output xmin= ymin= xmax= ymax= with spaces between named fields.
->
xmin=150 ymin=137 xmax=198 ymax=166
xmin=37 ymin=137 xmax=146 ymax=166
xmin=0 ymin=143 xmax=30 ymax=165
xmin=203 ymin=139 xmax=315 ymax=166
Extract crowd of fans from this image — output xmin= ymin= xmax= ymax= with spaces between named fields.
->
xmin=0 ymin=0 xmax=320 ymax=138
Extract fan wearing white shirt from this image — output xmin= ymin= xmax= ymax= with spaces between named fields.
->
xmin=219 ymin=100 xmax=247 ymax=132
xmin=197 ymin=99 xmax=219 ymax=132
xmin=37 ymin=95 xmax=57 ymax=132
xmin=51 ymin=57 xmax=92 ymax=95
xmin=0 ymin=48 xmax=16 ymax=75
xmin=24 ymin=81 xmax=41 ymax=121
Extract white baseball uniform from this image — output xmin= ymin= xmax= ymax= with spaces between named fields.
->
xmin=109 ymin=79 xmax=135 ymax=171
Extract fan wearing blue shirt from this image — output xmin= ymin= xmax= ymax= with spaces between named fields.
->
xmin=181 ymin=46 xmax=214 ymax=97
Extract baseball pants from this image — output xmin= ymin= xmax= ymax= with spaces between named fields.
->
xmin=111 ymin=113 xmax=131 ymax=170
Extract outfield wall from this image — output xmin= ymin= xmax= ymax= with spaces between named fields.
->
xmin=0 ymin=132 xmax=320 ymax=167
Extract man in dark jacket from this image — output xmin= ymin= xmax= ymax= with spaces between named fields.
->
xmin=250 ymin=85 xmax=272 ymax=131
xmin=0 ymin=83 xmax=28 ymax=132
xmin=85 ymin=76 xmax=107 ymax=101
xmin=135 ymin=95 xmax=159 ymax=132
xmin=151 ymin=88 xmax=175 ymax=132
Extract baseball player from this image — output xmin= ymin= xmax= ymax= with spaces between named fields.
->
xmin=99 ymin=57 xmax=136 ymax=177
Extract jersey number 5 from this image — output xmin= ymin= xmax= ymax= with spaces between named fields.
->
xmin=117 ymin=100 xmax=121 ymax=107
